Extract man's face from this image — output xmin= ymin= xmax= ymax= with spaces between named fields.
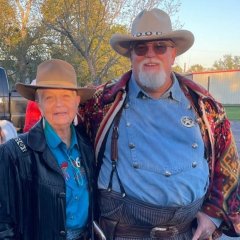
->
xmin=37 ymin=89 xmax=80 ymax=130
xmin=130 ymin=40 xmax=176 ymax=91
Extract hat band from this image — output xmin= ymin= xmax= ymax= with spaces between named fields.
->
xmin=132 ymin=31 xmax=163 ymax=37
xmin=36 ymin=80 xmax=76 ymax=88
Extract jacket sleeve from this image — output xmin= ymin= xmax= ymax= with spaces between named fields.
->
xmin=0 ymin=142 xmax=19 ymax=239
xmin=201 ymin=108 xmax=240 ymax=237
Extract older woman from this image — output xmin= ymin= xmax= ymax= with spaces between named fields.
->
xmin=0 ymin=59 xmax=95 ymax=240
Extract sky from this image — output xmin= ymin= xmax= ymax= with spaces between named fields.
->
xmin=174 ymin=0 xmax=240 ymax=70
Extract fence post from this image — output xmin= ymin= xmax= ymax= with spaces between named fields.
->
xmin=207 ymin=76 xmax=210 ymax=92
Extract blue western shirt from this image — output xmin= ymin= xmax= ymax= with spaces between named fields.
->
xmin=98 ymin=74 xmax=209 ymax=206
xmin=44 ymin=120 xmax=89 ymax=229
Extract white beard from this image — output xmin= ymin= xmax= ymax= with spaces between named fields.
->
xmin=137 ymin=60 xmax=167 ymax=90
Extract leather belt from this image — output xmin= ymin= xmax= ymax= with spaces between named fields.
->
xmin=114 ymin=222 xmax=192 ymax=238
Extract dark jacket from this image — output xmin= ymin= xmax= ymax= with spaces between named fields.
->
xmin=0 ymin=120 xmax=95 ymax=240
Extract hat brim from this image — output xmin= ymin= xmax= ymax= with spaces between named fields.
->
xmin=110 ymin=30 xmax=194 ymax=57
xmin=16 ymin=83 xmax=95 ymax=103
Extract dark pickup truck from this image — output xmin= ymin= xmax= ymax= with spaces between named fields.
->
xmin=0 ymin=67 xmax=27 ymax=132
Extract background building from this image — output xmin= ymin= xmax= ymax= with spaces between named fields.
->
xmin=185 ymin=70 xmax=240 ymax=106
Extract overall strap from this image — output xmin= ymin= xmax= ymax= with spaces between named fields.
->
xmin=107 ymin=107 xmax=126 ymax=197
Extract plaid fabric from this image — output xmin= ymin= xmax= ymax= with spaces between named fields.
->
xmin=78 ymin=70 xmax=240 ymax=237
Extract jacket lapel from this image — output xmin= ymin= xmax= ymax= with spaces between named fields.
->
xmin=27 ymin=119 xmax=63 ymax=176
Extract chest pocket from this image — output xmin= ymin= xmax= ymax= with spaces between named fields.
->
xmin=124 ymin=111 xmax=206 ymax=176
xmin=135 ymin=157 xmax=207 ymax=176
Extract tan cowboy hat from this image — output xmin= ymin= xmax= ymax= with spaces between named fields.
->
xmin=110 ymin=8 xmax=194 ymax=57
xmin=16 ymin=59 xmax=95 ymax=103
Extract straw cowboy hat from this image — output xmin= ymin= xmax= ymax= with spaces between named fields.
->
xmin=110 ymin=8 xmax=194 ymax=57
xmin=16 ymin=59 xmax=95 ymax=103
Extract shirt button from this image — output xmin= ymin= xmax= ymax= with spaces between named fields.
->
xmin=70 ymin=215 xmax=74 ymax=220
xmin=132 ymin=162 xmax=139 ymax=169
xmin=192 ymin=161 xmax=198 ymax=168
xmin=59 ymin=230 xmax=66 ymax=236
xmin=164 ymin=171 xmax=172 ymax=177
xmin=129 ymin=143 xmax=135 ymax=149
xmin=124 ymin=103 xmax=129 ymax=109
xmin=126 ymin=122 xmax=131 ymax=127
xmin=192 ymin=143 xmax=198 ymax=149
xmin=74 ymin=195 xmax=79 ymax=200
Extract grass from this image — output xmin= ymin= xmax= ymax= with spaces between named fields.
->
xmin=224 ymin=105 xmax=240 ymax=121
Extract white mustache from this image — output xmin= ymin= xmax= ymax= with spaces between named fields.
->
xmin=140 ymin=59 xmax=162 ymax=66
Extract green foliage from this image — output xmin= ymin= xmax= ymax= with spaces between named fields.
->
xmin=172 ymin=64 xmax=183 ymax=73
xmin=187 ymin=64 xmax=205 ymax=73
xmin=40 ymin=0 xmax=131 ymax=85
xmin=0 ymin=0 xmax=48 ymax=85
xmin=213 ymin=55 xmax=240 ymax=70
xmin=0 ymin=0 xmax=194 ymax=86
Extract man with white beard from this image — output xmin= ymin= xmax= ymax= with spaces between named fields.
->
xmin=78 ymin=8 xmax=240 ymax=240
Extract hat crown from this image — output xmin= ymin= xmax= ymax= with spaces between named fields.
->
xmin=110 ymin=8 xmax=194 ymax=57
xmin=131 ymin=8 xmax=172 ymax=37
xmin=36 ymin=59 xmax=77 ymax=88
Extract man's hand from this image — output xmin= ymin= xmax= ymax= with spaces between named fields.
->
xmin=192 ymin=211 xmax=216 ymax=240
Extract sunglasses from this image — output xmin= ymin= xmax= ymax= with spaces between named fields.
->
xmin=131 ymin=41 xmax=175 ymax=56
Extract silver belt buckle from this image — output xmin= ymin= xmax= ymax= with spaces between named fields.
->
xmin=150 ymin=227 xmax=167 ymax=238
xmin=150 ymin=226 xmax=178 ymax=238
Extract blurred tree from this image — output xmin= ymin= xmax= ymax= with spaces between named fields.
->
xmin=41 ymin=0 xmax=181 ymax=85
xmin=172 ymin=64 xmax=183 ymax=73
xmin=0 ymin=0 xmax=181 ymax=86
xmin=213 ymin=55 xmax=240 ymax=70
xmin=0 ymin=0 xmax=47 ymax=86
xmin=187 ymin=64 xmax=205 ymax=73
